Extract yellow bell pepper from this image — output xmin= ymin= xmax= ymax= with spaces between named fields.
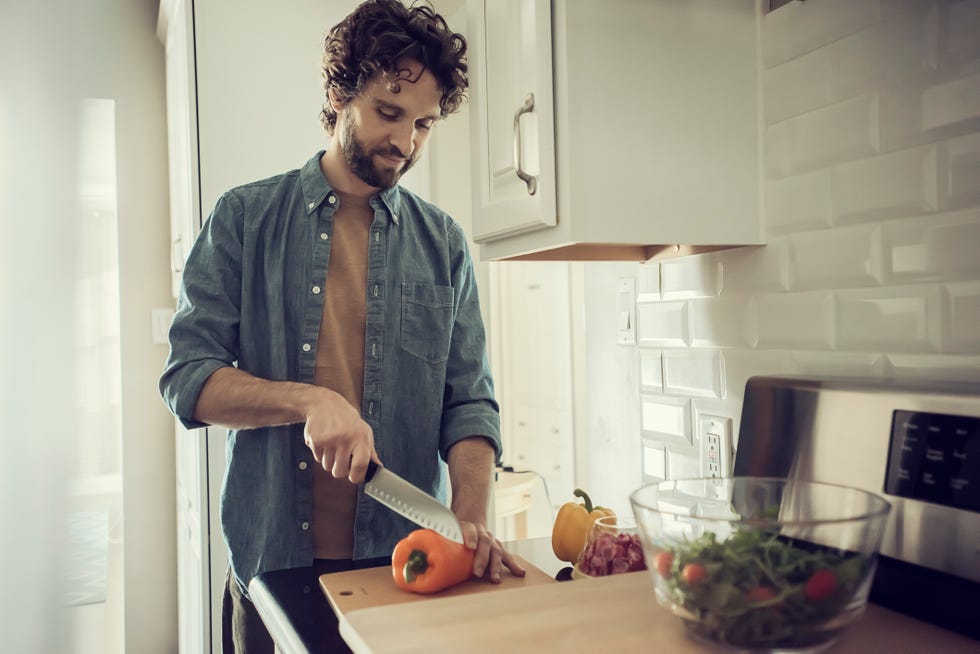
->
xmin=551 ymin=488 xmax=616 ymax=563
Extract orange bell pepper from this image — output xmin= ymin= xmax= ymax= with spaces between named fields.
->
xmin=551 ymin=488 xmax=616 ymax=563
xmin=391 ymin=529 xmax=476 ymax=594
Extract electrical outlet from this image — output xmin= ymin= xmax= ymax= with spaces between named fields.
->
xmin=700 ymin=415 xmax=733 ymax=478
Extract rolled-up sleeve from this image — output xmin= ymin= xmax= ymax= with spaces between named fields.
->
xmin=438 ymin=224 xmax=501 ymax=463
xmin=159 ymin=191 xmax=244 ymax=429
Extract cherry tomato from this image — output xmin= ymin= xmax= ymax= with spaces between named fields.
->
xmin=804 ymin=569 xmax=838 ymax=601
xmin=681 ymin=563 xmax=707 ymax=585
xmin=746 ymin=585 xmax=777 ymax=602
xmin=654 ymin=551 xmax=674 ymax=578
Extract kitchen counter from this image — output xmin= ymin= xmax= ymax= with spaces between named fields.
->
xmin=253 ymin=538 xmax=979 ymax=654
xmin=332 ymin=565 xmax=980 ymax=653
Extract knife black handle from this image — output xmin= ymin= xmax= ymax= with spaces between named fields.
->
xmin=365 ymin=460 xmax=379 ymax=483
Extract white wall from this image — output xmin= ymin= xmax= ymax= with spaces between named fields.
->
xmin=81 ymin=1 xmax=177 ymax=652
xmin=582 ymin=0 xmax=980 ymax=513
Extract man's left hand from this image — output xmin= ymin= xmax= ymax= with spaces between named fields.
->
xmin=458 ymin=520 xmax=526 ymax=583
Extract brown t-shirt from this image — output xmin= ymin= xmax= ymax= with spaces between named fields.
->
xmin=311 ymin=189 xmax=373 ymax=559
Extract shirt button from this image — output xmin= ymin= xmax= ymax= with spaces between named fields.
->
xmin=374 ymin=232 xmax=380 ymax=242
xmin=368 ymin=401 xmax=374 ymax=416
xmin=307 ymin=201 xmax=315 ymax=210
xmin=328 ymin=195 xmax=336 ymax=204
xmin=298 ymin=461 xmax=308 ymax=470
xmin=312 ymin=285 xmax=321 ymax=294
xmin=372 ymin=285 xmax=379 ymax=297
xmin=301 ymin=521 xmax=310 ymax=531
xmin=371 ymin=343 xmax=377 ymax=357
xmin=302 ymin=343 xmax=312 ymax=352
xmin=320 ymin=232 xmax=328 ymax=240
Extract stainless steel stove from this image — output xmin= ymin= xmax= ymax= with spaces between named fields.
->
xmin=734 ymin=375 xmax=980 ymax=640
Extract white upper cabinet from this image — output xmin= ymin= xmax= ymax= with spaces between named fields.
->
xmin=466 ymin=0 xmax=763 ymax=262
xmin=467 ymin=0 xmax=557 ymax=242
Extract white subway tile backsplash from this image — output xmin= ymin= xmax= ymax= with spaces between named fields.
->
xmin=887 ymin=353 xmax=980 ymax=382
xmin=880 ymin=73 xmax=980 ymax=152
xmin=637 ymin=300 xmax=689 ymax=348
xmin=943 ymin=132 xmax=980 ymax=208
xmin=636 ymin=263 xmax=660 ymax=302
xmin=663 ymin=350 xmax=725 ymax=398
xmin=774 ymin=0 xmax=882 ymax=66
xmin=722 ymin=350 xmax=797 ymax=401
xmin=832 ymin=145 xmax=939 ymax=222
xmin=792 ymin=350 xmax=890 ymax=378
xmin=762 ymin=2 xmax=796 ymax=69
xmin=640 ymin=395 xmax=692 ymax=446
xmin=881 ymin=207 xmax=980 ymax=282
xmin=808 ymin=94 xmax=882 ymax=169
xmin=666 ymin=449 xmax=702 ymax=481
xmin=789 ymin=224 xmax=883 ymax=290
xmin=836 ymin=285 xmax=943 ymax=351
xmin=882 ymin=0 xmax=937 ymax=21
xmin=639 ymin=348 xmax=664 ymax=392
xmin=771 ymin=95 xmax=880 ymax=175
xmin=641 ymin=440 xmax=666 ymax=482
xmin=661 ymin=256 xmax=722 ymax=300
xmin=689 ymin=296 xmax=755 ymax=349
xmin=755 ymin=291 xmax=835 ymax=349
xmin=766 ymin=170 xmax=832 ymax=234
xmin=946 ymin=281 xmax=980 ymax=352
xmin=720 ymin=240 xmax=791 ymax=293
xmin=923 ymin=71 xmax=980 ymax=130
xmin=943 ymin=0 xmax=980 ymax=68
xmin=879 ymin=85 xmax=939 ymax=153
xmin=833 ymin=7 xmax=938 ymax=97
xmin=765 ymin=48 xmax=832 ymax=124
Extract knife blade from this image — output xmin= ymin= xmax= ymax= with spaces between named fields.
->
xmin=364 ymin=461 xmax=464 ymax=544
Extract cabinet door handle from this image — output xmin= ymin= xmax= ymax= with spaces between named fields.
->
xmin=512 ymin=93 xmax=538 ymax=196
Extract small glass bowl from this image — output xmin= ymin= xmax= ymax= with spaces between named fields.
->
xmin=573 ymin=515 xmax=648 ymax=579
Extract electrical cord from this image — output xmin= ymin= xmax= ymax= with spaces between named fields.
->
xmin=496 ymin=465 xmax=556 ymax=523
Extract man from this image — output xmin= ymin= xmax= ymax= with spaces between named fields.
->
xmin=159 ymin=1 xmax=524 ymax=651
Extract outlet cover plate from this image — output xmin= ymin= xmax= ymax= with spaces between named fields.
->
xmin=700 ymin=414 xmax=733 ymax=478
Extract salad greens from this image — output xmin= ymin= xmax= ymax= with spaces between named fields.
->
xmin=655 ymin=527 xmax=872 ymax=649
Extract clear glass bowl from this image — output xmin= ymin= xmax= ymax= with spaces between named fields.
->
xmin=573 ymin=516 xmax=647 ymax=579
xmin=630 ymin=477 xmax=892 ymax=653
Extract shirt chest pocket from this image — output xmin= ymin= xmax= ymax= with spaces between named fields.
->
xmin=400 ymin=282 xmax=454 ymax=365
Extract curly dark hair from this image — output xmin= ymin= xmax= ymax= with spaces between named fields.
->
xmin=319 ymin=0 xmax=468 ymax=134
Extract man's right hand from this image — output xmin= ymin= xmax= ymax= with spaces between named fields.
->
xmin=302 ymin=387 xmax=378 ymax=484
xmin=193 ymin=367 xmax=379 ymax=483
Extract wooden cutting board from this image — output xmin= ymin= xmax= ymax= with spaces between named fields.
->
xmin=319 ymin=554 xmax=555 ymax=615
xmin=333 ymin=571 xmax=980 ymax=654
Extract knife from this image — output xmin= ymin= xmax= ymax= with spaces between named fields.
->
xmin=364 ymin=461 xmax=464 ymax=543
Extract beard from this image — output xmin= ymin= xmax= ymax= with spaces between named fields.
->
xmin=340 ymin=110 xmax=417 ymax=189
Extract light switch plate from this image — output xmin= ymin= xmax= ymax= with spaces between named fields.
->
xmin=616 ymin=277 xmax=636 ymax=345
xmin=700 ymin=414 xmax=733 ymax=478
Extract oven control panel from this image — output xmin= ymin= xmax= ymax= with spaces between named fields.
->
xmin=885 ymin=410 xmax=980 ymax=513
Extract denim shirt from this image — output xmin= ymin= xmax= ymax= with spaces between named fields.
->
xmin=159 ymin=151 xmax=501 ymax=589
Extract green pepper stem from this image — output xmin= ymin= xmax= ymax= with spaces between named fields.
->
xmin=573 ymin=488 xmax=594 ymax=513
xmin=403 ymin=549 xmax=429 ymax=584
